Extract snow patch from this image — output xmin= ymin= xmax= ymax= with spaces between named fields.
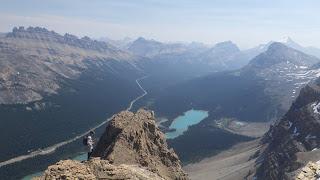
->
xmin=299 ymin=66 xmax=308 ymax=69
xmin=311 ymin=102 xmax=320 ymax=114
xmin=293 ymin=126 xmax=300 ymax=136
xmin=234 ymin=121 xmax=245 ymax=126
xmin=305 ymin=134 xmax=317 ymax=140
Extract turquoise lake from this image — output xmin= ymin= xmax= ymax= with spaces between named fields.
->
xmin=165 ymin=109 xmax=209 ymax=139
xmin=68 ymin=110 xmax=209 ymax=162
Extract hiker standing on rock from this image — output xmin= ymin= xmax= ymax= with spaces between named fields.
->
xmin=83 ymin=131 xmax=95 ymax=160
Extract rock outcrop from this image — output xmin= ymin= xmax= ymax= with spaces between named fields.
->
xmin=92 ymin=109 xmax=188 ymax=179
xmin=255 ymin=78 xmax=320 ymax=179
xmin=296 ymin=161 xmax=320 ymax=180
xmin=36 ymin=109 xmax=188 ymax=180
xmin=35 ymin=158 xmax=164 ymax=180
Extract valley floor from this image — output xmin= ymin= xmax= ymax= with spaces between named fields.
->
xmin=219 ymin=120 xmax=271 ymax=138
xmin=184 ymin=139 xmax=260 ymax=180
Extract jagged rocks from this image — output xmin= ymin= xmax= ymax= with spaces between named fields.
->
xmin=256 ymin=79 xmax=320 ymax=179
xmin=7 ymin=26 xmax=116 ymax=52
xmin=92 ymin=109 xmax=188 ymax=180
xmin=296 ymin=162 xmax=320 ymax=180
xmin=34 ymin=158 xmax=164 ymax=180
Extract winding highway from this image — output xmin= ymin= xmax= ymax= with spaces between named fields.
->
xmin=0 ymin=76 xmax=148 ymax=168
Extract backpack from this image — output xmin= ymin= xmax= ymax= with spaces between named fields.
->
xmin=82 ymin=136 xmax=88 ymax=146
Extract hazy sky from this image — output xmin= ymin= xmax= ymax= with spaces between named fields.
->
xmin=0 ymin=0 xmax=319 ymax=49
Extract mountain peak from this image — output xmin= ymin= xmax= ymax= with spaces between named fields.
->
xmin=133 ymin=37 xmax=160 ymax=44
xmin=248 ymin=42 xmax=319 ymax=69
xmin=207 ymin=41 xmax=240 ymax=54
xmin=135 ymin=36 xmax=147 ymax=42
xmin=279 ymin=36 xmax=294 ymax=43
xmin=286 ymin=37 xmax=295 ymax=44
xmin=214 ymin=41 xmax=239 ymax=51
xmin=267 ymin=42 xmax=289 ymax=52
xmin=92 ymin=109 xmax=187 ymax=179
xmin=277 ymin=36 xmax=304 ymax=51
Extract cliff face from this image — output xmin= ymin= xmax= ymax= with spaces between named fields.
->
xmin=92 ymin=109 xmax=187 ymax=179
xmin=37 ymin=109 xmax=188 ymax=180
xmin=256 ymin=78 xmax=320 ymax=179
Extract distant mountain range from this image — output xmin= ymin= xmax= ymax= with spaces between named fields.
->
xmin=149 ymin=42 xmax=320 ymax=122
xmin=143 ymin=42 xmax=320 ymax=162
xmin=127 ymin=37 xmax=254 ymax=72
xmin=102 ymin=35 xmax=320 ymax=76
xmin=2 ymin=26 xmax=320 ymax=179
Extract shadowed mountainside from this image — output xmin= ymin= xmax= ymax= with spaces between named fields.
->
xmin=254 ymin=78 xmax=320 ymax=179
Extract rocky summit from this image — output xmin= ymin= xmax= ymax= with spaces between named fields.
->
xmin=36 ymin=109 xmax=188 ymax=180
xmin=92 ymin=109 xmax=188 ymax=179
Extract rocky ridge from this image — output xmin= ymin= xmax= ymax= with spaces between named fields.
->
xmin=36 ymin=109 xmax=188 ymax=180
xmin=255 ymin=78 xmax=320 ymax=179
xmin=0 ymin=26 xmax=138 ymax=104
xmin=7 ymin=26 xmax=117 ymax=53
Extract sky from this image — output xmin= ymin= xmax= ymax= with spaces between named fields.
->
xmin=0 ymin=0 xmax=320 ymax=49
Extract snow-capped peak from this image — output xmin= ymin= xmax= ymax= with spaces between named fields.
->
xmin=279 ymin=36 xmax=293 ymax=44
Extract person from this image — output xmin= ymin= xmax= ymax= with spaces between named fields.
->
xmin=86 ymin=131 xmax=95 ymax=160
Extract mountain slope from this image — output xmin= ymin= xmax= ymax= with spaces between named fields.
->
xmin=255 ymin=78 xmax=320 ymax=179
xmin=0 ymin=26 xmax=139 ymax=104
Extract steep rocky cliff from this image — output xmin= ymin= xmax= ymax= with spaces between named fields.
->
xmin=36 ymin=109 xmax=188 ymax=180
xmin=255 ymin=78 xmax=320 ymax=179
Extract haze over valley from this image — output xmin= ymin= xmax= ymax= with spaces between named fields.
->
xmin=2 ymin=1 xmax=320 ymax=180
